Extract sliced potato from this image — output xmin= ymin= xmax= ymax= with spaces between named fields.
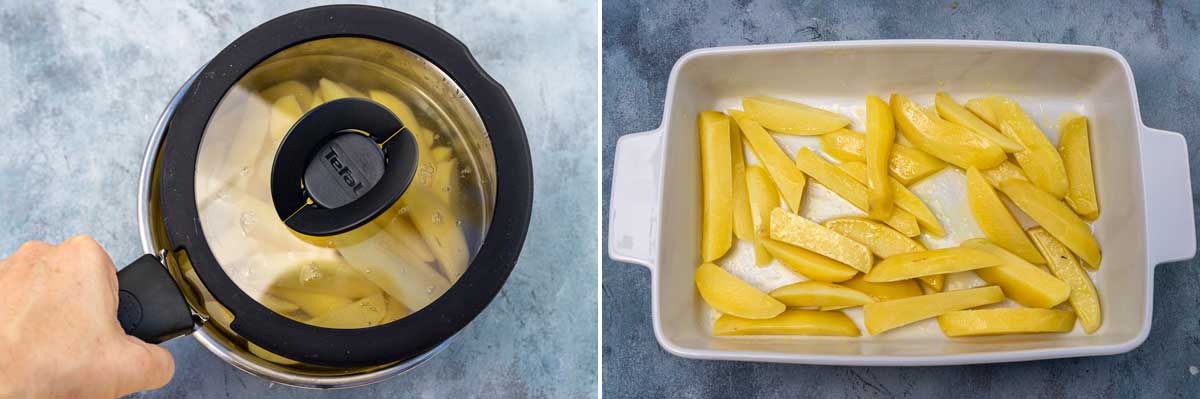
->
xmin=337 ymin=224 xmax=452 ymax=312
xmin=368 ymin=89 xmax=419 ymax=128
xmin=382 ymin=214 xmax=436 ymax=263
xmin=316 ymin=78 xmax=357 ymax=101
xmin=981 ymin=160 xmax=1029 ymax=188
xmin=919 ymin=276 xmax=946 ymax=293
xmin=863 ymin=247 xmax=1002 ymax=282
xmin=990 ymin=96 xmax=1068 ymax=198
xmin=267 ymin=95 xmax=304 ymax=143
xmin=961 ymin=239 xmax=1070 ymax=308
xmin=760 ymin=239 xmax=857 ymax=282
xmin=432 ymin=158 xmax=460 ymax=204
xmin=863 ymin=286 xmax=1005 ymax=335
xmin=965 ymin=97 xmax=1000 ymax=128
xmin=269 ymin=253 xmax=382 ymax=299
xmin=268 ymin=288 xmax=354 ymax=318
xmin=1058 ymin=113 xmax=1099 ymax=219
xmin=837 ymin=162 xmax=944 ymax=236
xmin=1028 ymin=228 xmax=1102 ymax=334
xmin=402 ymin=186 xmax=471 ymax=279
xmin=258 ymin=294 xmax=300 ymax=314
xmin=742 ymin=96 xmax=850 ymax=135
xmin=258 ymin=80 xmax=314 ymax=110
xmin=865 ymin=95 xmax=895 ymax=219
xmin=770 ymin=208 xmax=873 ymax=272
xmin=891 ymin=93 xmax=1005 ymax=169
xmin=731 ymin=111 xmax=807 ymax=211
xmin=840 ymin=274 xmax=923 ymax=302
xmin=730 ymin=118 xmax=755 ymax=241
xmin=966 ymin=167 xmax=1045 ymax=264
xmin=937 ymin=308 xmax=1075 ymax=337
xmin=695 ymin=263 xmax=785 ymax=319
xmin=823 ymin=218 xmax=923 ymax=258
xmin=768 ymin=281 xmax=874 ymax=307
xmin=431 ymin=146 xmax=453 ymax=162
xmin=934 ymin=92 xmax=1022 ymax=152
xmin=309 ymin=293 xmax=388 ymax=329
xmin=819 ymin=129 xmax=947 ymax=185
xmin=249 ymin=343 xmax=301 ymax=365
xmin=698 ymin=111 xmax=734 ymax=262
xmin=998 ymin=179 xmax=1101 ymax=267
xmin=746 ymin=166 xmax=779 ymax=266
xmin=714 ymin=310 xmax=860 ymax=337
xmin=793 ymin=148 xmax=921 ymax=234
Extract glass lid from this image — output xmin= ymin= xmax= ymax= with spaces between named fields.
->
xmin=191 ymin=37 xmax=496 ymax=334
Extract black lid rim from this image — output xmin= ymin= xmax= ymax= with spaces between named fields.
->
xmin=158 ymin=4 xmax=531 ymax=368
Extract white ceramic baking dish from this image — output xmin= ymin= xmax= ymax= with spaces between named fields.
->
xmin=607 ymin=40 xmax=1196 ymax=366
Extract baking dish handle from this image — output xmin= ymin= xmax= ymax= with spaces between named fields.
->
xmin=1140 ymin=126 xmax=1196 ymax=266
xmin=607 ymin=128 xmax=664 ymax=268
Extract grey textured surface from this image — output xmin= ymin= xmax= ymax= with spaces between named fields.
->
xmin=602 ymin=1 xmax=1200 ymax=398
xmin=0 ymin=0 xmax=596 ymax=398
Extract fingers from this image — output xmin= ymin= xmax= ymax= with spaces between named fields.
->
xmin=61 ymin=235 xmax=121 ymax=304
xmin=109 ymin=336 xmax=175 ymax=397
xmin=3 ymin=240 xmax=54 ymax=266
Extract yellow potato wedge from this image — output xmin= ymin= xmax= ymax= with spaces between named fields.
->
xmin=316 ymin=78 xmax=357 ymax=102
xmin=731 ymin=111 xmax=807 ymax=212
xmin=961 ymin=239 xmax=1070 ymax=308
xmin=730 ymin=118 xmax=755 ymax=241
xmin=268 ymin=288 xmax=354 ymax=318
xmin=742 ymin=96 xmax=850 ymax=135
xmin=249 ymin=343 xmax=300 ymax=365
xmin=204 ymin=300 xmax=235 ymax=330
xmin=819 ymin=129 xmax=947 ymax=185
xmin=965 ymin=97 xmax=1000 ymax=128
xmin=981 ymin=160 xmax=1029 ymax=188
xmin=401 ymin=186 xmax=471 ymax=278
xmin=267 ymin=95 xmax=304 ymax=144
xmin=746 ymin=166 xmax=779 ymax=266
xmin=919 ymin=276 xmax=946 ymax=293
xmin=258 ymin=294 xmax=300 ymax=314
xmin=431 ymin=146 xmax=453 ymax=162
xmin=432 ymin=158 xmax=460 ymax=204
xmin=368 ymin=89 xmax=419 ymax=128
xmin=937 ymin=308 xmax=1075 ymax=337
xmin=990 ymin=97 xmax=1068 ymax=198
xmin=269 ymin=253 xmax=382 ymax=299
xmin=714 ymin=310 xmax=861 ymax=337
xmin=966 ymin=167 xmax=1045 ymax=264
xmin=823 ymin=217 xmax=924 ymax=257
xmin=1028 ymin=228 xmax=1102 ymax=334
xmin=864 ymin=286 xmax=1005 ymax=335
xmin=891 ymin=93 xmax=1005 ymax=169
xmin=1058 ymin=113 xmax=1099 ymax=220
xmin=699 ymin=111 xmax=734 ymax=262
xmin=840 ymin=274 xmax=923 ymax=301
xmin=768 ymin=281 xmax=874 ymax=307
xmin=837 ymin=162 xmax=944 ymax=236
xmin=383 ymin=214 xmax=436 ymax=263
xmin=934 ymin=92 xmax=1023 ymax=152
xmin=865 ymin=95 xmax=895 ymax=219
xmin=793 ymin=148 xmax=921 ymax=234
xmin=760 ymin=239 xmax=857 ymax=282
xmin=863 ymin=247 xmax=1002 ymax=282
xmin=770 ymin=208 xmax=873 ymax=272
xmin=695 ymin=263 xmax=786 ymax=319
xmin=999 ymin=180 xmax=1101 ymax=267
xmin=309 ymin=293 xmax=388 ymax=329
xmin=337 ymin=230 xmax=451 ymax=313
xmin=259 ymin=80 xmax=314 ymax=111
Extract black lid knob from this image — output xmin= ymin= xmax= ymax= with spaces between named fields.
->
xmin=270 ymin=97 xmax=418 ymax=236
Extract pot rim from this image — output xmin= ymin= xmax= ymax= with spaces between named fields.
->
xmin=136 ymin=67 xmax=452 ymax=389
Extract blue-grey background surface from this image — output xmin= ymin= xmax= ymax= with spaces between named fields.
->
xmin=0 ymin=0 xmax=596 ymax=398
xmin=602 ymin=1 xmax=1199 ymax=398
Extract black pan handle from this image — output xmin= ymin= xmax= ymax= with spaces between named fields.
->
xmin=116 ymin=254 xmax=195 ymax=343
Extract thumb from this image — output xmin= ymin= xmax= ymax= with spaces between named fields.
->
xmin=108 ymin=336 xmax=176 ymax=397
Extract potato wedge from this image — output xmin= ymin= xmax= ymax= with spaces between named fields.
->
xmin=768 ymin=281 xmax=874 ymax=307
xmin=316 ymin=78 xmax=357 ymax=101
xmin=961 ymin=239 xmax=1070 ymax=308
xmin=990 ymin=97 xmax=1068 ymax=198
xmin=731 ymin=111 xmax=807 ymax=212
xmin=695 ymin=263 xmax=785 ymax=319
xmin=249 ymin=343 xmax=300 ymax=365
xmin=819 ymin=129 xmax=946 ymax=185
xmin=401 ymin=187 xmax=471 ymax=279
xmin=840 ymin=274 xmax=923 ymax=301
xmin=837 ymin=162 xmax=944 ymax=236
xmin=258 ymin=294 xmax=300 ymax=314
xmin=746 ymin=166 xmax=779 ymax=265
xmin=432 ymin=158 xmax=460 ymax=204
xmin=965 ymin=97 xmax=1000 ymax=128
xmin=368 ymin=89 xmax=419 ymax=128
xmin=259 ymin=80 xmax=314 ymax=111
xmin=1058 ymin=113 xmax=1099 ymax=219
xmin=770 ymin=208 xmax=872 ymax=272
xmin=863 ymin=247 xmax=1002 ymax=282
xmin=823 ymin=218 xmax=923 ymax=257
xmin=793 ymin=148 xmax=921 ymax=234
xmin=934 ymin=92 xmax=1022 ymax=152
xmin=865 ymin=95 xmax=895 ymax=219
xmin=699 ymin=111 xmax=734 ymax=262
xmin=1028 ymin=228 xmax=1102 ymax=334
xmin=730 ymin=118 xmax=755 ymax=240
xmin=966 ymin=167 xmax=1045 ymax=264
xmin=891 ymin=93 xmax=1005 ymax=169
xmin=919 ymin=276 xmax=946 ymax=293
xmin=309 ymin=293 xmax=388 ymax=329
xmin=760 ymin=239 xmax=857 ymax=282
xmin=268 ymin=288 xmax=354 ymax=318
xmin=714 ymin=310 xmax=860 ymax=337
xmin=269 ymin=253 xmax=382 ymax=299
xmin=742 ymin=96 xmax=850 ymax=135
xmin=981 ymin=160 xmax=1029 ymax=188
xmin=431 ymin=146 xmax=453 ymax=162
xmin=864 ymin=286 xmax=1005 ymax=335
xmin=337 ymin=223 xmax=452 ymax=312
xmin=267 ymin=95 xmax=303 ymax=144
xmin=998 ymin=180 xmax=1101 ymax=267
xmin=937 ymin=308 xmax=1075 ymax=337
xmin=382 ymin=214 xmax=436 ymax=263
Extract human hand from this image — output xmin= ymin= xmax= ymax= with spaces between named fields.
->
xmin=0 ymin=236 xmax=174 ymax=398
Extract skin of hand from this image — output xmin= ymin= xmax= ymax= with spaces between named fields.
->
xmin=0 ymin=236 xmax=175 ymax=398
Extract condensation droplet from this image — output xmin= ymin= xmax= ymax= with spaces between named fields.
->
xmin=239 ymin=211 xmax=257 ymax=236
xmin=431 ymin=211 xmax=443 ymax=224
xmin=300 ymin=262 xmax=321 ymax=284
xmin=425 ymin=286 xmax=434 ymax=295
xmin=455 ymin=219 xmax=463 ymax=227
xmin=397 ymin=206 xmax=409 ymax=215
xmin=240 ymin=167 xmax=251 ymax=177
xmin=217 ymin=189 xmax=230 ymax=201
